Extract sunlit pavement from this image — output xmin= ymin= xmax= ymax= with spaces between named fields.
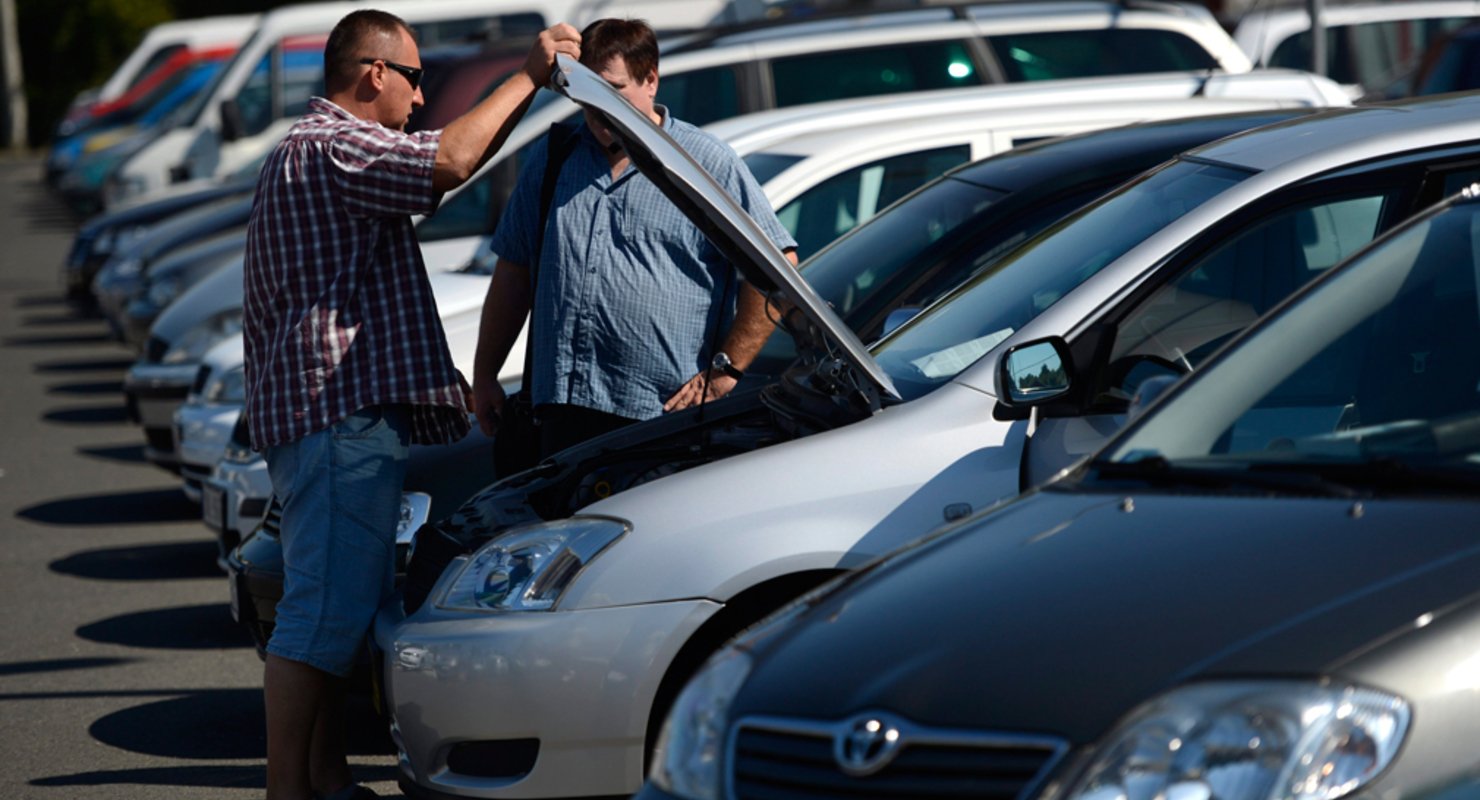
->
xmin=0 ymin=155 xmax=404 ymax=799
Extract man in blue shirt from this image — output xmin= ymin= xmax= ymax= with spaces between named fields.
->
xmin=473 ymin=17 xmax=797 ymax=457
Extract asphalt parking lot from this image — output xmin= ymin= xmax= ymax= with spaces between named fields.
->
xmin=0 ymin=156 xmax=404 ymax=799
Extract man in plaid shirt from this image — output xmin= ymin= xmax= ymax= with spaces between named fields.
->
xmin=242 ymin=10 xmax=578 ymax=800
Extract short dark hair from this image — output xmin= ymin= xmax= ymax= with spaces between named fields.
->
xmin=324 ymin=9 xmax=415 ymax=94
xmin=579 ymin=18 xmax=658 ymax=83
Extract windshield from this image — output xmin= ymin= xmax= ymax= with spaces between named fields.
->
xmin=871 ymin=159 xmax=1250 ymax=399
xmin=1103 ymin=197 xmax=1480 ymax=487
xmin=182 ymin=28 xmax=259 ymax=128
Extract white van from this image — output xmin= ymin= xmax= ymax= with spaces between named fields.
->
xmin=93 ymin=15 xmax=260 ymax=106
xmin=104 ymin=0 xmax=725 ymax=206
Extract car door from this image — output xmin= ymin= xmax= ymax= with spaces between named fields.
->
xmin=1020 ymin=155 xmax=1480 ymax=487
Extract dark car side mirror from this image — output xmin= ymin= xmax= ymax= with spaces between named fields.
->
xmin=220 ymin=99 xmax=245 ymax=143
xmin=997 ymin=336 xmax=1075 ymax=407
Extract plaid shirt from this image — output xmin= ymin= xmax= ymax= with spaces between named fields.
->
xmin=243 ymin=97 xmax=469 ymax=451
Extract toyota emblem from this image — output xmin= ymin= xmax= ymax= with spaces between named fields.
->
xmin=834 ymin=714 xmax=905 ymax=776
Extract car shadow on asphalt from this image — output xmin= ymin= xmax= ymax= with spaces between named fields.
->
xmin=17 ymin=486 xmax=198 ymax=525
xmin=83 ymin=688 xmax=395 ymax=760
xmin=75 ymin=603 xmax=252 ymax=650
xmin=52 ymin=540 xmax=222 ymax=581
xmin=3 ymin=332 xmax=115 ymax=347
xmin=32 ymin=356 xmax=136 ymax=373
xmin=76 ymin=443 xmax=148 ymax=464
xmin=41 ymin=403 xmax=131 ymax=424
xmin=30 ymin=764 xmax=403 ymax=793
xmin=46 ymin=378 xmax=125 ymax=396
xmin=0 ymin=656 xmax=135 ymax=677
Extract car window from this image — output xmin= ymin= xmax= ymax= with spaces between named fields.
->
xmin=873 ymin=159 xmax=1250 ymax=400
xmin=1103 ymin=191 xmax=1393 ymax=404
xmin=776 ymin=144 xmax=973 ymax=259
xmin=1271 ymin=18 xmax=1474 ymax=89
xmin=743 ymin=152 xmax=805 ymax=185
xmin=989 ymin=29 xmax=1218 ymax=81
xmin=657 ymin=65 xmax=741 ymax=128
xmin=418 ymin=126 xmax=562 ymax=242
xmin=417 ymin=13 xmax=544 ymax=45
xmin=235 ymin=51 xmax=274 ymax=138
xmin=770 ymin=40 xmax=982 ymax=107
xmin=1106 ymin=197 xmax=1480 ymax=475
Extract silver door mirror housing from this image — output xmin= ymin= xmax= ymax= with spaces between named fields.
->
xmin=999 ymin=337 xmax=1073 ymax=406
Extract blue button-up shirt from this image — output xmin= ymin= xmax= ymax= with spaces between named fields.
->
xmin=490 ymin=108 xmax=795 ymax=420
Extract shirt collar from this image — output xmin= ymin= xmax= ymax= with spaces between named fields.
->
xmin=580 ymin=103 xmax=673 ymax=145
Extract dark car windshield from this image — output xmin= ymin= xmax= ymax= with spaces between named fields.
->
xmin=1102 ymin=196 xmax=1480 ymax=491
xmin=872 ymin=159 xmax=1250 ymax=400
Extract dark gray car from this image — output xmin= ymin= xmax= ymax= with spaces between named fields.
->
xmin=640 ymin=186 xmax=1480 ymax=800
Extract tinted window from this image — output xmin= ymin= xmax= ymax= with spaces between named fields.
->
xmin=990 ymin=29 xmax=1218 ymax=81
xmin=1271 ymin=18 xmax=1474 ymax=88
xmin=743 ymin=152 xmax=805 ymax=185
xmin=1104 ymin=192 xmax=1391 ymax=402
xmin=658 ymin=65 xmax=741 ymax=127
xmin=874 ymin=160 xmax=1249 ymax=399
xmin=419 ymin=128 xmax=558 ymax=242
xmin=776 ymin=145 xmax=972 ymax=259
xmin=771 ymin=40 xmax=982 ymax=107
xmin=1106 ymin=200 xmax=1480 ymax=477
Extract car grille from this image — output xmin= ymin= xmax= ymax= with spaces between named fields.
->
xmin=729 ymin=717 xmax=1066 ymax=800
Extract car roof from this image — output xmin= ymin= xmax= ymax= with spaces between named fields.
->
xmin=705 ymin=69 xmax=1346 ymax=154
xmin=751 ymin=96 xmax=1297 ymax=160
xmin=1233 ymin=0 xmax=1480 ymax=62
xmin=947 ymin=108 xmax=1313 ymax=192
xmin=1191 ymin=92 xmax=1480 ymax=173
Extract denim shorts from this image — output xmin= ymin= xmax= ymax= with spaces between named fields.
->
xmin=264 ymin=404 xmax=410 ymax=676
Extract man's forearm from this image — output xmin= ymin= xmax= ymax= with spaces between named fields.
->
xmin=434 ymin=25 xmax=580 ymax=192
xmin=434 ymin=72 xmax=540 ymax=192
xmin=474 ymin=259 xmax=534 ymax=382
xmin=721 ymin=250 xmax=797 ymax=370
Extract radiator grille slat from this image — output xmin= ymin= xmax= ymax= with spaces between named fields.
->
xmin=730 ymin=719 xmax=1063 ymax=800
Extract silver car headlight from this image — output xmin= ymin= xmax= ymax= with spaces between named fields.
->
xmin=205 ymin=365 xmax=246 ymax=404
xmin=1063 ymin=681 xmax=1409 ymax=800
xmin=163 ymin=309 xmax=243 ymax=365
xmin=435 ymin=516 xmax=627 ymax=612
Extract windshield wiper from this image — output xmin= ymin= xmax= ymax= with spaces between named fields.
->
xmin=1092 ymin=455 xmax=1361 ymax=497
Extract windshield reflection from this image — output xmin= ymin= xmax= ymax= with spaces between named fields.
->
xmin=872 ymin=159 xmax=1250 ymax=400
xmin=1103 ymin=196 xmax=1480 ymax=486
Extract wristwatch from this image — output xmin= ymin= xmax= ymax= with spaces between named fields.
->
xmin=711 ymin=351 xmax=744 ymax=380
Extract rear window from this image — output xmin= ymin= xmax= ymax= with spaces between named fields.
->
xmin=770 ymin=39 xmax=983 ymax=107
xmin=657 ymin=65 xmax=741 ymax=127
xmin=1270 ymin=17 xmax=1475 ymax=89
xmin=990 ymin=29 xmax=1218 ymax=81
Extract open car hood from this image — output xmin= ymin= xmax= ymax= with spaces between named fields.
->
xmin=550 ymin=55 xmax=900 ymax=401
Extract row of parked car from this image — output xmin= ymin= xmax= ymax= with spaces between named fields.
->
xmin=50 ymin=1 xmax=1480 ymax=799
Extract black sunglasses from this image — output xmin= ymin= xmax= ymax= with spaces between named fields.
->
xmin=359 ymin=57 xmax=423 ymax=91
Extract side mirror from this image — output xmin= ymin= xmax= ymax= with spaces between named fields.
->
xmin=998 ymin=337 xmax=1073 ymax=407
xmin=881 ymin=306 xmax=922 ymax=337
xmin=220 ymin=99 xmax=245 ymax=143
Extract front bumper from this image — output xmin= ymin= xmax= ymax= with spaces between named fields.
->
xmin=175 ymin=400 xmax=240 ymax=503
xmin=376 ymin=592 xmax=721 ymax=799
xmin=123 ymin=361 xmax=199 ymax=469
xmin=204 ymin=455 xmax=271 ymax=567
